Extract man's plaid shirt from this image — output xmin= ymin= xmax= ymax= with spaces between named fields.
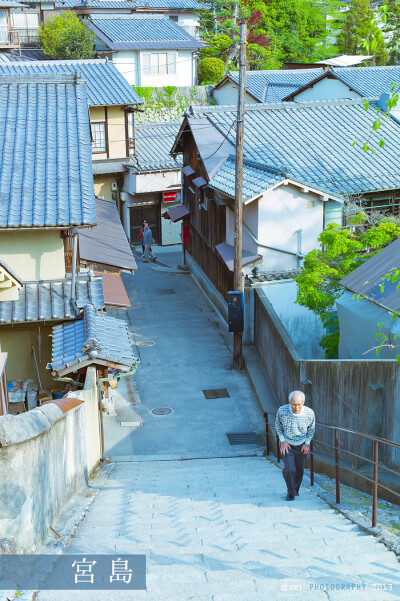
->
xmin=275 ymin=404 xmax=315 ymax=446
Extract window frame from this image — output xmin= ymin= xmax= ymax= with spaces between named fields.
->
xmin=142 ymin=52 xmax=176 ymax=76
xmin=91 ymin=121 xmax=107 ymax=154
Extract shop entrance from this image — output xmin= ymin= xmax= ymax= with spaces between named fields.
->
xmin=130 ymin=205 xmax=159 ymax=245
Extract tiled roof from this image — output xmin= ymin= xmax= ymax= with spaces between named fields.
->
xmin=331 ymin=66 xmax=400 ymax=98
xmin=0 ymin=272 xmax=104 ymax=324
xmin=0 ymin=49 xmax=51 ymax=62
xmin=208 ymin=155 xmax=285 ymax=202
xmin=0 ymin=73 xmax=96 ymax=228
xmin=225 ymin=68 xmax=324 ymax=103
xmin=188 ymin=98 xmax=400 ymax=198
xmin=55 ymin=0 xmax=203 ymax=7
xmin=0 ymin=0 xmax=26 ymax=6
xmin=50 ymin=304 xmax=136 ymax=374
xmin=0 ymin=59 xmax=142 ymax=106
xmin=131 ymin=122 xmax=181 ymax=172
xmin=87 ymin=15 xmax=204 ymax=50
xmin=0 ymin=258 xmax=23 ymax=286
xmin=79 ymin=197 xmax=138 ymax=272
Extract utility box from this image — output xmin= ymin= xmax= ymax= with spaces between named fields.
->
xmin=228 ymin=291 xmax=244 ymax=333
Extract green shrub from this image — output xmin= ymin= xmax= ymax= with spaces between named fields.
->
xmin=198 ymin=57 xmax=225 ymax=84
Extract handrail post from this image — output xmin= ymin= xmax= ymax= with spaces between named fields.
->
xmin=334 ymin=428 xmax=340 ymax=504
xmin=372 ymin=440 xmax=378 ymax=527
xmin=310 ymin=439 xmax=314 ymax=486
xmin=264 ymin=412 xmax=270 ymax=456
xmin=276 ymin=434 xmax=281 ymax=463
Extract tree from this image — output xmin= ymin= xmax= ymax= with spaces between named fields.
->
xmin=295 ymin=214 xmax=400 ymax=358
xmin=337 ymin=0 xmax=388 ymax=65
xmin=382 ymin=0 xmax=400 ymax=64
xmin=198 ymin=57 xmax=225 ymax=83
xmin=39 ymin=12 xmax=95 ymax=60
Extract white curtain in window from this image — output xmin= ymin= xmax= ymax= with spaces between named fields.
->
xmin=0 ymin=10 xmax=7 ymax=43
xmin=158 ymin=53 xmax=167 ymax=75
xmin=167 ymin=53 xmax=176 ymax=74
xmin=26 ymin=13 xmax=39 ymax=28
xmin=142 ymin=54 xmax=150 ymax=75
xmin=11 ymin=13 xmax=26 ymax=28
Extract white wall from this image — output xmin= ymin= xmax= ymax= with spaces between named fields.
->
xmin=213 ymin=81 xmax=258 ymax=106
xmin=294 ymin=78 xmax=360 ymax=102
xmin=139 ymin=49 xmax=195 ymax=87
xmin=112 ymin=50 xmax=138 ymax=86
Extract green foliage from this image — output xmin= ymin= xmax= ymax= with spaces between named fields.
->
xmin=295 ymin=216 xmax=400 ymax=358
xmin=135 ymin=86 xmax=154 ymax=103
xmin=39 ymin=12 xmax=95 ymax=60
xmin=381 ymin=0 xmax=400 ymax=63
xmin=337 ymin=0 xmax=388 ymax=64
xmin=198 ymin=57 xmax=225 ymax=83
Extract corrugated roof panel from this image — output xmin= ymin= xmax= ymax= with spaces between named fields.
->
xmin=0 ymin=73 xmax=96 ymax=228
xmin=0 ymin=59 xmax=142 ymax=106
xmin=79 ymin=197 xmax=138 ymax=272
xmin=340 ymin=237 xmax=400 ymax=313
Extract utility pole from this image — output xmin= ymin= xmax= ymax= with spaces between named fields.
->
xmin=233 ymin=20 xmax=246 ymax=370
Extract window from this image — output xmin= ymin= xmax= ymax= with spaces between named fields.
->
xmin=91 ymin=122 xmax=106 ymax=153
xmin=10 ymin=11 xmax=40 ymax=43
xmin=142 ymin=53 xmax=176 ymax=75
xmin=169 ymin=15 xmax=178 ymax=22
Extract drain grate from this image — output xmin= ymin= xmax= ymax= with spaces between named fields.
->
xmin=202 ymin=388 xmax=230 ymax=399
xmin=226 ymin=432 xmax=263 ymax=445
xmin=158 ymin=289 xmax=176 ymax=295
xmin=137 ymin=341 xmax=155 ymax=347
xmin=152 ymin=407 xmax=172 ymax=415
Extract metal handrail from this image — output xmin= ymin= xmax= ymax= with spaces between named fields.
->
xmin=263 ymin=410 xmax=400 ymax=528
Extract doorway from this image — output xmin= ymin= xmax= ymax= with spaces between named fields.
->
xmin=130 ymin=205 xmax=159 ymax=245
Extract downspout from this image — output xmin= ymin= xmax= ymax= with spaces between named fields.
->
xmin=242 ymin=221 xmax=305 ymax=262
xmin=70 ymin=227 xmax=79 ymax=313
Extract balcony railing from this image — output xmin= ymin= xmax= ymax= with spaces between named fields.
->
xmin=0 ymin=28 xmax=39 ymax=46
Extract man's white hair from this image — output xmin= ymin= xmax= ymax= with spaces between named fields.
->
xmin=288 ymin=390 xmax=305 ymax=403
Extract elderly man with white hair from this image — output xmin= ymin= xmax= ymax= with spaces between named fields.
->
xmin=275 ymin=391 xmax=315 ymax=501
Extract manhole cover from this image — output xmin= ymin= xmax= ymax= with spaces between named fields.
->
xmin=226 ymin=432 xmax=263 ymax=445
xmin=203 ymin=388 xmax=230 ymax=399
xmin=152 ymin=407 xmax=172 ymax=415
xmin=137 ymin=341 xmax=155 ymax=347
xmin=158 ymin=289 xmax=176 ymax=295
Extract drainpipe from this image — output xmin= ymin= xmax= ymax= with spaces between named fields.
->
xmin=242 ymin=221 xmax=305 ymax=262
xmin=295 ymin=229 xmax=304 ymax=268
xmin=70 ymin=227 xmax=79 ymax=310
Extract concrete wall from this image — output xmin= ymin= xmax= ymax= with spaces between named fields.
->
xmin=0 ymin=325 xmax=54 ymax=389
xmin=0 ymin=367 xmax=101 ymax=552
xmin=0 ymin=230 xmax=65 ymax=281
xmin=294 ymin=78 xmax=360 ymax=102
xmin=213 ymin=81 xmax=258 ymax=106
xmin=161 ymin=202 xmax=182 ymax=245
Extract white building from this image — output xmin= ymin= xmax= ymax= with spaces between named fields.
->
xmin=86 ymin=14 xmax=204 ymax=86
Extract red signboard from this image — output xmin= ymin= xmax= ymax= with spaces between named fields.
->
xmin=163 ymin=191 xmax=178 ymax=203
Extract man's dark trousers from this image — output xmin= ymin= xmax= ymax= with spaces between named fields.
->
xmin=282 ymin=444 xmax=306 ymax=498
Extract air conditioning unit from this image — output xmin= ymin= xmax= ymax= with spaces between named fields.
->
xmin=111 ymin=182 xmax=117 ymax=191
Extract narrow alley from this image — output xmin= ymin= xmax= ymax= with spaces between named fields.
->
xmin=35 ymin=249 xmax=400 ymax=601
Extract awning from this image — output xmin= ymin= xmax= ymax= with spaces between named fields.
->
xmin=215 ymin=242 xmax=262 ymax=272
xmin=97 ymin=272 xmax=131 ymax=308
xmin=182 ymin=165 xmax=195 ymax=176
xmin=79 ymin=197 xmax=137 ymax=273
xmin=49 ymin=304 xmax=136 ymax=376
xmin=167 ymin=204 xmax=190 ymax=222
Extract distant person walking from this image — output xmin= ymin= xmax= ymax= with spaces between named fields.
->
xmin=138 ymin=220 xmax=148 ymax=257
xmin=143 ymin=223 xmax=157 ymax=263
xmin=275 ymin=391 xmax=315 ymax=501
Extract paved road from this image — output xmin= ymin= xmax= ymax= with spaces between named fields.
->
xmin=34 ymin=249 xmax=399 ymax=601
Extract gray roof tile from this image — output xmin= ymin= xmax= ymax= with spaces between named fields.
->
xmin=87 ymin=15 xmax=204 ymax=50
xmin=332 ymin=66 xmax=400 ymax=98
xmin=189 ymin=98 xmax=400 ymax=198
xmin=225 ymin=68 xmax=324 ymax=103
xmin=131 ymin=122 xmax=181 ymax=172
xmin=0 ymin=73 xmax=96 ymax=228
xmin=0 ymin=272 xmax=104 ymax=324
xmin=50 ymin=304 xmax=136 ymax=373
xmin=0 ymin=59 xmax=142 ymax=106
